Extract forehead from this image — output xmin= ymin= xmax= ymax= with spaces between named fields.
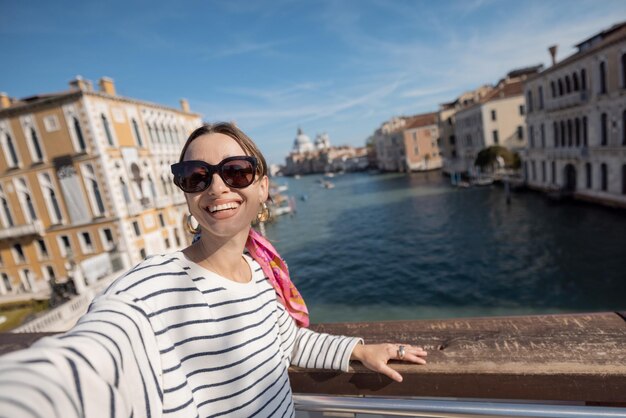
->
xmin=184 ymin=133 xmax=246 ymax=162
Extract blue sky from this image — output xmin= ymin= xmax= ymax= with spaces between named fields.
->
xmin=1 ymin=0 xmax=625 ymax=165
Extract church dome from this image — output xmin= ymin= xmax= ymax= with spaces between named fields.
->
xmin=293 ymin=127 xmax=314 ymax=153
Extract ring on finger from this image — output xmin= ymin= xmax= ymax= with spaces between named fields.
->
xmin=397 ymin=345 xmax=406 ymax=360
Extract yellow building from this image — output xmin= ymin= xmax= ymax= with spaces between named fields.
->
xmin=0 ymin=76 xmax=201 ymax=297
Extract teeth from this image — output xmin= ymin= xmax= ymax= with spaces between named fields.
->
xmin=208 ymin=202 xmax=239 ymax=213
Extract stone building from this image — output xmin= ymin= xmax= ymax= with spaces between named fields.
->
xmin=523 ymin=21 xmax=626 ymax=208
xmin=373 ymin=112 xmax=441 ymax=172
xmin=453 ymin=66 xmax=541 ymax=175
xmin=0 ymin=76 xmax=201 ymax=296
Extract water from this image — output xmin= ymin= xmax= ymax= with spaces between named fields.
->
xmin=263 ymin=172 xmax=626 ymax=323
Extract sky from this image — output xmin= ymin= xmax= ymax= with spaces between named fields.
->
xmin=1 ymin=0 xmax=625 ymax=165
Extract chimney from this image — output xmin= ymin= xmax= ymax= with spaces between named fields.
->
xmin=69 ymin=75 xmax=88 ymax=91
xmin=0 ymin=92 xmax=11 ymax=109
xmin=180 ymin=98 xmax=190 ymax=113
xmin=548 ymin=45 xmax=558 ymax=66
xmin=99 ymin=77 xmax=116 ymax=95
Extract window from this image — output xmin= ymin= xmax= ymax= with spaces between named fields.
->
xmin=491 ymin=110 xmax=497 ymax=121
xmin=517 ymin=126 xmax=523 ymax=140
xmin=44 ymin=265 xmax=56 ymax=281
xmin=0 ymin=184 xmax=14 ymax=227
xmin=164 ymin=237 xmax=171 ymax=249
xmin=581 ymin=69 xmax=587 ymax=91
xmin=599 ymin=61 xmax=607 ymax=94
xmin=573 ymin=73 xmax=579 ymax=91
xmin=1 ymin=273 xmax=12 ymax=294
xmin=13 ymin=243 xmax=26 ymax=263
xmin=550 ymin=81 xmax=556 ymax=98
xmin=161 ymin=175 xmax=170 ymax=196
xmin=551 ymin=161 xmax=556 ymax=184
xmin=493 ymin=129 xmax=500 ymax=144
xmin=529 ymin=126 xmax=535 ymax=148
xmin=531 ymin=161 xmax=536 ymax=180
xmin=3 ymin=133 xmax=20 ymax=167
xmin=132 ymin=119 xmax=144 ymax=147
xmin=147 ymin=123 xmax=155 ymax=143
xmin=586 ymin=163 xmax=592 ymax=189
xmin=132 ymin=221 xmax=141 ymax=236
xmin=553 ymin=122 xmax=559 ymax=148
xmin=565 ymin=76 xmax=571 ymax=94
xmin=538 ymin=86 xmax=544 ymax=109
xmin=583 ymin=116 xmax=588 ymax=146
xmin=567 ymin=120 xmax=573 ymax=147
xmin=36 ymin=239 xmax=49 ymax=259
xmin=83 ymin=164 xmax=106 ymax=216
xmin=121 ymin=178 xmax=131 ymax=205
xmin=19 ymin=269 xmax=34 ymax=292
xmin=29 ymin=127 xmax=44 ymax=162
xmin=101 ymin=114 xmax=114 ymax=146
xmin=100 ymin=228 xmax=115 ymax=251
xmin=601 ymin=113 xmax=608 ymax=146
xmin=174 ymin=229 xmax=181 ymax=247
xmin=58 ymin=235 xmax=73 ymax=257
xmin=139 ymin=248 xmax=146 ymax=259
xmin=43 ymin=115 xmax=60 ymax=132
xmin=623 ymin=110 xmax=626 ymax=145
xmin=519 ymin=105 xmax=524 ymax=115
xmin=451 ymin=150 xmax=457 ymax=158
xmin=540 ymin=123 xmax=545 ymax=148
xmin=575 ymin=118 xmax=581 ymax=147
xmin=622 ymin=53 xmax=626 ymax=88
xmin=73 ymin=117 xmax=86 ymax=151
xmin=449 ymin=135 xmax=455 ymax=145
xmin=40 ymin=173 xmax=63 ymax=224
xmin=16 ymin=178 xmax=37 ymax=222
xmin=601 ymin=163 xmax=608 ymax=191
xmin=560 ymin=121 xmax=566 ymax=147
xmin=623 ymin=165 xmax=626 ymax=195
xmin=541 ymin=161 xmax=546 ymax=182
xmin=80 ymin=231 xmax=94 ymax=254
xmin=158 ymin=213 xmax=165 ymax=227
xmin=558 ymin=79 xmax=564 ymax=96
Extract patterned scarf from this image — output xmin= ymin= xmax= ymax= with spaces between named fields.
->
xmin=245 ymin=228 xmax=309 ymax=328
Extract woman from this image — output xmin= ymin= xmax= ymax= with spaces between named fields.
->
xmin=0 ymin=123 xmax=427 ymax=417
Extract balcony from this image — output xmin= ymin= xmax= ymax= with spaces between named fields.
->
xmin=545 ymin=90 xmax=590 ymax=112
xmin=0 ymin=220 xmax=44 ymax=240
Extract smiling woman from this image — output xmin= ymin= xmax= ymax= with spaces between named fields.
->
xmin=0 ymin=122 xmax=427 ymax=418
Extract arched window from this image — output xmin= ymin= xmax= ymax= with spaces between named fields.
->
xmin=553 ymin=122 xmax=558 ymax=148
xmin=601 ymin=113 xmax=608 ymax=146
xmin=16 ymin=178 xmax=37 ymax=222
xmin=622 ymin=164 xmax=626 ymax=195
xmin=4 ymin=133 xmax=19 ymax=167
xmin=147 ymin=123 xmax=155 ymax=143
xmin=132 ymin=119 xmax=143 ymax=147
xmin=558 ymin=79 xmax=564 ymax=96
xmin=550 ymin=81 xmax=556 ymax=98
xmin=586 ymin=163 xmax=592 ymax=189
xmin=40 ymin=173 xmax=63 ymax=224
xmin=0 ymin=185 xmax=14 ymax=227
xmin=30 ymin=127 xmax=43 ymax=162
xmin=120 ymin=178 xmax=131 ymax=205
xmin=84 ymin=164 xmax=105 ymax=216
xmin=567 ymin=120 xmax=573 ymax=147
xmin=583 ymin=116 xmax=588 ymax=146
xmin=73 ymin=117 xmax=86 ymax=151
xmin=601 ymin=163 xmax=608 ymax=191
xmin=599 ymin=61 xmax=607 ymax=94
xmin=573 ymin=72 xmax=579 ymax=91
xmin=101 ymin=114 xmax=114 ymax=146
xmin=575 ymin=118 xmax=581 ymax=147
xmin=560 ymin=120 xmax=566 ymax=147
xmin=147 ymin=174 xmax=157 ymax=200
xmin=565 ymin=75 xmax=571 ymax=93
xmin=581 ymin=69 xmax=587 ymax=91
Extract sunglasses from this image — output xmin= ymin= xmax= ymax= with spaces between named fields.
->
xmin=171 ymin=156 xmax=258 ymax=193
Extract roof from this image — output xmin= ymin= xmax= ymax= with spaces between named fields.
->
xmin=404 ymin=112 xmax=438 ymax=129
xmin=481 ymin=79 xmax=524 ymax=103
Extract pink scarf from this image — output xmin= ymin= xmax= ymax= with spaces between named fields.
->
xmin=245 ymin=228 xmax=309 ymax=328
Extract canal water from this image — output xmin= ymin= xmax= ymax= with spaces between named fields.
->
xmin=263 ymin=171 xmax=626 ymax=323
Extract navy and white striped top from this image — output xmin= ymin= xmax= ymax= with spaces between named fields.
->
xmin=0 ymin=252 xmax=363 ymax=417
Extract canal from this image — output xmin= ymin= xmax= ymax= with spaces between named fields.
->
xmin=264 ymin=171 xmax=626 ymax=323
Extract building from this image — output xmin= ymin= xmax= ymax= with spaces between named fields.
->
xmin=0 ymin=76 xmax=202 ymax=297
xmin=373 ymin=112 xmax=441 ymax=172
xmin=523 ymin=21 xmax=626 ymax=208
xmin=453 ymin=67 xmax=541 ymax=175
xmin=283 ymin=128 xmax=368 ymax=175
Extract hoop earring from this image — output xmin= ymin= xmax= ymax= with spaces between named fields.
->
xmin=185 ymin=214 xmax=200 ymax=234
xmin=257 ymin=202 xmax=270 ymax=223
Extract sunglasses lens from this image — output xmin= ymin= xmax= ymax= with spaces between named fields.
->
xmin=221 ymin=159 xmax=255 ymax=188
xmin=179 ymin=164 xmax=210 ymax=192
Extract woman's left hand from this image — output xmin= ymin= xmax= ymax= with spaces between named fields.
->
xmin=350 ymin=343 xmax=427 ymax=382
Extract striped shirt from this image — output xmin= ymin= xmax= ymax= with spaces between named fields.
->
xmin=0 ymin=252 xmax=363 ymax=418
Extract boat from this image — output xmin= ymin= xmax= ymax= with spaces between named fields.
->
xmin=321 ymin=181 xmax=335 ymax=189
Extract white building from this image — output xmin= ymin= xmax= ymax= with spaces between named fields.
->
xmin=523 ymin=21 xmax=626 ymax=208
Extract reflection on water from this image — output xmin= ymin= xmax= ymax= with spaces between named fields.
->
xmin=264 ymin=172 xmax=626 ymax=323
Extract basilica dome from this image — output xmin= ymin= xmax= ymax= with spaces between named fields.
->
xmin=292 ymin=128 xmax=314 ymax=154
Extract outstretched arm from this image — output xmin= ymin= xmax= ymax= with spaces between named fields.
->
xmin=350 ymin=343 xmax=427 ymax=382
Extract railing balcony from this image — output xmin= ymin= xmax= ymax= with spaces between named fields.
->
xmin=545 ymin=90 xmax=590 ymax=112
xmin=0 ymin=220 xmax=44 ymax=240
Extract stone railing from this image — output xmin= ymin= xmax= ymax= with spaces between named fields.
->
xmin=0 ymin=220 xmax=44 ymax=240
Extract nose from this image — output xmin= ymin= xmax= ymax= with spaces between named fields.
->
xmin=206 ymin=172 xmax=230 ymax=195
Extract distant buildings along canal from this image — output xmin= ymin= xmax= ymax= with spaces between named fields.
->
xmin=0 ymin=76 xmax=200 ymax=298
xmin=523 ymin=21 xmax=626 ymax=208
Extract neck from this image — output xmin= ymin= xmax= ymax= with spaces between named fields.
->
xmin=183 ymin=227 xmax=251 ymax=283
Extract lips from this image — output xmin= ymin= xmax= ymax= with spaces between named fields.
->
xmin=207 ymin=202 xmax=240 ymax=213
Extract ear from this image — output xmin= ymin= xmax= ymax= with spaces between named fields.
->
xmin=258 ymin=175 xmax=269 ymax=202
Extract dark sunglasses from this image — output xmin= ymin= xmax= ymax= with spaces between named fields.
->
xmin=171 ymin=156 xmax=258 ymax=193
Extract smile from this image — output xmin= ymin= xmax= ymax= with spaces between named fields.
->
xmin=207 ymin=202 xmax=240 ymax=213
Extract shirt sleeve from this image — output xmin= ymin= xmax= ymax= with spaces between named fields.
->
xmin=0 ymin=293 xmax=163 ymax=418
xmin=276 ymin=303 xmax=363 ymax=372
